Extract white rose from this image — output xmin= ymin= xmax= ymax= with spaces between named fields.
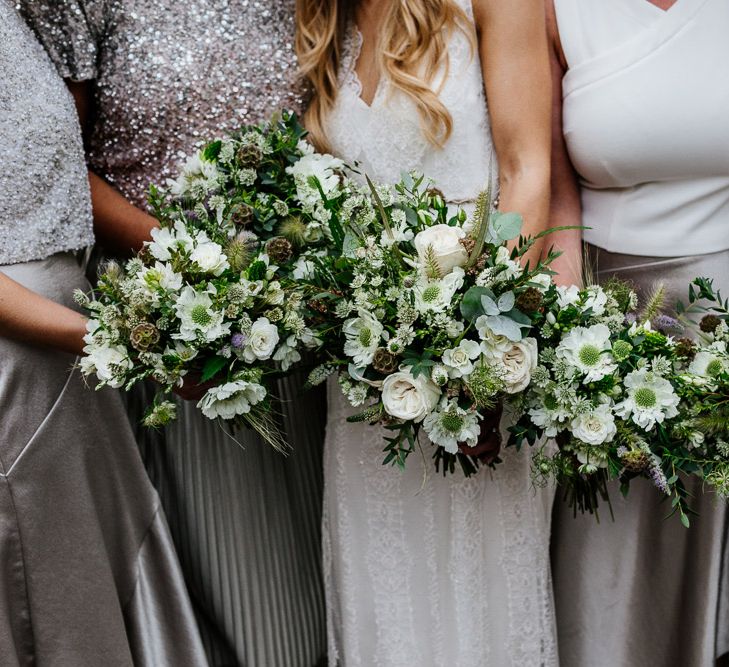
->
xmin=530 ymin=273 xmax=552 ymax=292
xmin=381 ymin=370 xmax=441 ymax=422
xmin=495 ymin=337 xmax=538 ymax=393
xmin=243 ymin=318 xmax=280 ymax=362
xmin=571 ymin=404 xmax=617 ymax=445
xmin=441 ymin=339 xmax=481 ymax=378
xmin=190 ymin=240 xmax=229 ymax=276
xmin=414 ymin=224 xmax=468 ymax=276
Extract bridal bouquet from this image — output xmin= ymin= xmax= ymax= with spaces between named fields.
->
xmin=303 ymin=173 xmax=559 ymax=475
xmin=78 ymin=112 xmax=330 ymax=445
xmin=509 ymin=277 xmax=729 ymax=524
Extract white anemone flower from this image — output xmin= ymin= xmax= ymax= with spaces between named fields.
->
xmin=614 ymin=368 xmax=679 ymax=430
xmin=423 ymin=400 xmax=480 ymax=454
xmin=556 ymin=323 xmax=617 ymax=382
xmin=174 ymin=285 xmax=231 ymax=343
xmin=197 ymin=379 xmax=267 ymax=420
xmin=343 ymin=310 xmax=384 ymax=366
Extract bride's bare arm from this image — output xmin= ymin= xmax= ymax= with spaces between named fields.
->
xmin=67 ymin=81 xmax=159 ymax=256
xmin=542 ymin=0 xmax=584 ymax=287
xmin=0 ymin=272 xmax=87 ymax=355
xmin=473 ymin=0 xmax=552 ymax=267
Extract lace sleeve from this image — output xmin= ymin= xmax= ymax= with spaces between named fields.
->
xmin=18 ymin=0 xmax=107 ymax=81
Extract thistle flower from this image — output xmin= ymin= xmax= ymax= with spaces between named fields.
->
xmin=372 ymin=348 xmax=398 ymax=374
xmin=700 ymin=314 xmax=721 ymax=334
xmin=619 ymin=448 xmax=651 ymax=473
xmin=129 ymin=322 xmax=160 ymax=352
xmin=231 ymin=333 xmax=247 ymax=349
xmin=515 ymin=287 xmax=544 ymax=313
xmin=265 ymin=236 xmax=294 ymax=264
xmin=229 ymin=202 xmax=255 ymax=227
xmin=236 ymin=142 xmax=263 ymax=167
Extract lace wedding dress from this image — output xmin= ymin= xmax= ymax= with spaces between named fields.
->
xmin=321 ymin=3 xmax=558 ymax=666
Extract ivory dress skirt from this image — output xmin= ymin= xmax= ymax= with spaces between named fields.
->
xmin=0 ymin=253 xmax=207 ymax=666
xmin=552 ymin=244 xmax=729 ymax=667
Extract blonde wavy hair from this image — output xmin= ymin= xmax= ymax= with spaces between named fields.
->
xmin=295 ymin=0 xmax=474 ymax=152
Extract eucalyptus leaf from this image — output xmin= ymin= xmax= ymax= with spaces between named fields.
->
xmin=460 ymin=286 xmax=493 ymax=322
xmin=491 ymin=211 xmax=523 ymax=243
xmin=497 ymin=291 xmax=515 ymax=313
xmin=480 ymin=294 xmax=501 ymax=316
xmin=485 ymin=314 xmax=523 ymax=342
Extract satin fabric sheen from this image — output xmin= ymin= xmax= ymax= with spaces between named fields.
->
xmin=0 ymin=253 xmax=207 ymax=666
xmin=552 ymin=245 xmax=729 ymax=667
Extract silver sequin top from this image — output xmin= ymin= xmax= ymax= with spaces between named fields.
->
xmin=0 ymin=1 xmax=94 ymax=265
xmin=19 ymin=0 xmax=308 ymax=209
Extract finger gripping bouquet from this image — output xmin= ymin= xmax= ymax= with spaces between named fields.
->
xmin=304 ymin=173 xmax=556 ymax=476
xmin=508 ymin=277 xmax=729 ymax=525
xmin=77 ymin=112 xmax=326 ymax=449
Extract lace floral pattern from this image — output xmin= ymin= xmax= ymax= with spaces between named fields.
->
xmin=321 ymin=0 xmax=558 ymax=663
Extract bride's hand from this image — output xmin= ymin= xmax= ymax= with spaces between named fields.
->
xmin=458 ymin=402 xmax=503 ymax=464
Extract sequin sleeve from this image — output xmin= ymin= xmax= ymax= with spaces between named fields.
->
xmin=18 ymin=0 xmax=106 ymax=81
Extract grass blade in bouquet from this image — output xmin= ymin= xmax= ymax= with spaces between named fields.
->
xmin=304 ymin=171 xmax=557 ymax=476
xmin=78 ymin=111 xmax=336 ymax=449
xmin=508 ymin=276 xmax=729 ymax=525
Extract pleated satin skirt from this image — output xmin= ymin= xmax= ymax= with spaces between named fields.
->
xmin=552 ymin=245 xmax=729 ymax=667
xmin=134 ymin=365 xmax=327 ymax=666
xmin=0 ymin=253 xmax=207 ymax=666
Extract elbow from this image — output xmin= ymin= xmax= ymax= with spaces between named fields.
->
xmin=498 ymin=155 xmax=551 ymax=197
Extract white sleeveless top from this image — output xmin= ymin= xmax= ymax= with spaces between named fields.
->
xmin=326 ymin=1 xmax=496 ymax=206
xmin=555 ymin=0 xmax=729 ymax=256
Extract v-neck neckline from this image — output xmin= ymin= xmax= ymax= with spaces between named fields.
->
xmin=643 ymin=0 xmax=680 ymax=13
xmin=349 ymin=26 xmax=382 ymax=109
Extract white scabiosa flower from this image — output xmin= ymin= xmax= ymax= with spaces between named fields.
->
xmin=381 ymin=370 xmax=441 ymax=422
xmin=570 ymin=403 xmax=617 ymax=445
xmin=614 ymin=368 xmax=679 ymax=430
xmin=442 ymin=339 xmax=482 ymax=378
xmin=688 ymin=350 xmax=727 ymax=379
xmin=343 ymin=310 xmax=384 ymax=366
xmin=242 ymin=317 xmax=280 ymax=362
xmin=556 ymin=324 xmax=617 ymax=382
xmin=197 ymin=379 xmax=267 ymax=420
xmin=174 ymin=285 xmax=231 ymax=342
xmin=529 ymin=393 xmax=568 ymax=438
xmin=423 ymin=400 xmax=480 ymax=454
xmin=413 ymin=266 xmax=465 ymax=314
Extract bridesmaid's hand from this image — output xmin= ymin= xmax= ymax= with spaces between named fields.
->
xmin=459 ymin=402 xmax=503 ymax=465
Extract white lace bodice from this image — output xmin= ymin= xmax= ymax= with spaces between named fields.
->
xmin=327 ymin=1 xmax=496 ymax=203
